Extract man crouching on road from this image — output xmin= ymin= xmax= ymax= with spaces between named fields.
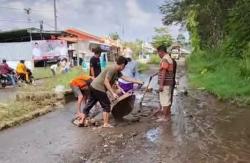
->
xmin=151 ymin=45 xmax=177 ymax=122
xmin=70 ymin=74 xmax=94 ymax=125
xmin=80 ymin=56 xmax=143 ymax=128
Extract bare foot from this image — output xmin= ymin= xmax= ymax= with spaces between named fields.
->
xmin=102 ymin=124 xmax=114 ymax=128
xmin=156 ymin=116 xmax=171 ymax=122
xmin=152 ymin=109 xmax=162 ymax=117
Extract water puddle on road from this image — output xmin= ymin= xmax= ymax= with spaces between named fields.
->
xmin=145 ymin=127 xmax=160 ymax=142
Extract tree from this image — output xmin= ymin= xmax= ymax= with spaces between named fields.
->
xmin=177 ymin=33 xmax=186 ymax=46
xmin=109 ymin=32 xmax=120 ymax=40
xmin=160 ymin=0 xmax=237 ymax=49
xmin=151 ymin=27 xmax=173 ymax=48
xmin=123 ymin=39 xmax=143 ymax=58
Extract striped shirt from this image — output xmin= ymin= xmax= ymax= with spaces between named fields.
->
xmin=158 ymin=54 xmax=176 ymax=86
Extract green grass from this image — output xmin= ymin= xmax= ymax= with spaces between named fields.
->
xmin=46 ymin=68 xmax=85 ymax=90
xmin=149 ymin=54 xmax=160 ymax=65
xmin=33 ymin=67 xmax=52 ymax=79
xmin=0 ymin=92 xmax=59 ymax=128
xmin=138 ymin=63 xmax=150 ymax=72
xmin=21 ymin=67 xmax=85 ymax=92
xmin=40 ymin=67 xmax=84 ymax=91
xmin=187 ymin=51 xmax=250 ymax=104
xmin=0 ymin=67 xmax=86 ymax=128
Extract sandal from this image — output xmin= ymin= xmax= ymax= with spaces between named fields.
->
xmin=71 ymin=118 xmax=85 ymax=127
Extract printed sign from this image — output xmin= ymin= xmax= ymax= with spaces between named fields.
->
xmin=32 ymin=40 xmax=68 ymax=61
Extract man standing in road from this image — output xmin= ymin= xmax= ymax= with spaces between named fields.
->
xmin=151 ymin=45 xmax=177 ymax=122
xmin=89 ymin=47 xmax=102 ymax=113
xmin=80 ymin=56 xmax=143 ymax=128
xmin=90 ymin=47 xmax=102 ymax=78
xmin=118 ymin=49 xmax=139 ymax=92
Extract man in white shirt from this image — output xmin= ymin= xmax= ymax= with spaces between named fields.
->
xmin=32 ymin=42 xmax=41 ymax=60
xmin=118 ymin=50 xmax=139 ymax=92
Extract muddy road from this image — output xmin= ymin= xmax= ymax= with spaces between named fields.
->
xmin=0 ymin=59 xmax=250 ymax=163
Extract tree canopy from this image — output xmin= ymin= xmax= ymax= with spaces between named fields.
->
xmin=151 ymin=27 xmax=173 ymax=48
xmin=109 ymin=32 xmax=120 ymax=40
xmin=160 ymin=0 xmax=250 ymax=58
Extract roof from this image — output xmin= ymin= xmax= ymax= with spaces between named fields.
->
xmin=65 ymin=28 xmax=104 ymax=43
xmin=101 ymin=36 xmax=122 ymax=48
xmin=0 ymin=28 xmax=64 ymax=43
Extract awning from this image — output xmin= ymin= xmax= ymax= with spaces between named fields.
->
xmin=0 ymin=28 xmax=64 ymax=43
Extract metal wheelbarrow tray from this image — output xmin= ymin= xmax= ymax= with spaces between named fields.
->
xmin=111 ymin=92 xmax=136 ymax=120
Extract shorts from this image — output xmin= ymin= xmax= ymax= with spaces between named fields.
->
xmin=70 ymin=85 xmax=89 ymax=98
xmin=159 ymin=86 xmax=172 ymax=107
xmin=83 ymin=87 xmax=111 ymax=115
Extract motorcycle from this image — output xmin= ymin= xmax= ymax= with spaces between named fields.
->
xmin=0 ymin=72 xmax=18 ymax=88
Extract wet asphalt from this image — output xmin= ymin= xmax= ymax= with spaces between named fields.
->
xmin=0 ymin=58 xmax=250 ymax=163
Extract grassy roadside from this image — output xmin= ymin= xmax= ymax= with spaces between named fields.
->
xmin=138 ymin=63 xmax=150 ymax=72
xmin=148 ymin=54 xmax=160 ymax=64
xmin=187 ymin=51 xmax=250 ymax=105
xmin=137 ymin=55 xmax=160 ymax=73
xmin=24 ymin=67 xmax=85 ymax=91
xmin=0 ymin=95 xmax=62 ymax=130
xmin=0 ymin=67 xmax=86 ymax=130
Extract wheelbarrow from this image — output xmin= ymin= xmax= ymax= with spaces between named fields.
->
xmin=111 ymin=92 xmax=136 ymax=120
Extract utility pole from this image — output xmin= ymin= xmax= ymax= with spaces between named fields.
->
xmin=24 ymin=8 xmax=32 ymax=41
xmin=40 ymin=20 xmax=43 ymax=39
xmin=39 ymin=20 xmax=43 ymax=31
xmin=54 ymin=0 xmax=57 ymax=31
xmin=24 ymin=8 xmax=31 ymax=27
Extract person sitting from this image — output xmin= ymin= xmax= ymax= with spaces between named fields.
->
xmin=0 ymin=59 xmax=16 ymax=86
xmin=16 ymin=60 xmax=32 ymax=83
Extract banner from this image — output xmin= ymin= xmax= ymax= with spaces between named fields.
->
xmin=32 ymin=40 xmax=68 ymax=61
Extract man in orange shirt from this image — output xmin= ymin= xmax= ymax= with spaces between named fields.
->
xmin=70 ymin=74 xmax=93 ymax=125
xmin=151 ymin=45 xmax=177 ymax=122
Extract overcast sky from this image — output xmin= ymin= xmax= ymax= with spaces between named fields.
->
xmin=0 ymin=0 xmax=185 ymax=41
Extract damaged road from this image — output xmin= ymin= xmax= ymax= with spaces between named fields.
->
xmin=0 ymin=59 xmax=250 ymax=163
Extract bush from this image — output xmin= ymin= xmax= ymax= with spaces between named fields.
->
xmin=239 ymin=44 xmax=250 ymax=78
xmin=138 ymin=63 xmax=149 ymax=72
xmin=187 ymin=49 xmax=250 ymax=103
xmin=149 ymin=54 xmax=160 ymax=64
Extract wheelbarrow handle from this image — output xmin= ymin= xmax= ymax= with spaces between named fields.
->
xmin=139 ymin=76 xmax=154 ymax=106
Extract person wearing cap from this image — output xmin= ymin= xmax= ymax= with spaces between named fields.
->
xmin=118 ymin=49 xmax=139 ymax=92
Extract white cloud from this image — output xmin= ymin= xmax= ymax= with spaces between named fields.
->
xmin=126 ymin=0 xmax=152 ymax=26
xmin=0 ymin=0 xmax=186 ymax=41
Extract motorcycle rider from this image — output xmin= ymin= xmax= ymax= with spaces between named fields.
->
xmin=16 ymin=60 xmax=33 ymax=83
xmin=0 ymin=59 xmax=16 ymax=86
